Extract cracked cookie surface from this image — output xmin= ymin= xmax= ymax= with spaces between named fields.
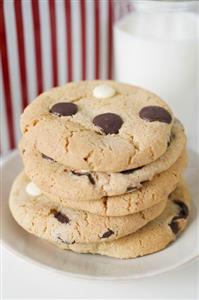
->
xmin=19 ymin=119 xmax=185 ymax=202
xmin=20 ymin=80 xmax=173 ymax=172
xmin=9 ymin=172 xmax=167 ymax=244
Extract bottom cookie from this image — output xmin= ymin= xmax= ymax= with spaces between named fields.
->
xmin=54 ymin=181 xmax=190 ymax=258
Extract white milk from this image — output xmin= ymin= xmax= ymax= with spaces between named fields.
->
xmin=114 ymin=11 xmax=199 ymax=130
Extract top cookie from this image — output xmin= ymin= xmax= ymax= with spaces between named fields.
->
xmin=21 ymin=80 xmax=173 ymax=172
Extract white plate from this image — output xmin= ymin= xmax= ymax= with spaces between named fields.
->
xmin=1 ymin=149 xmax=198 ymax=280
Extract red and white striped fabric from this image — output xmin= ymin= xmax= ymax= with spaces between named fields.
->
xmin=0 ymin=0 xmax=131 ymax=155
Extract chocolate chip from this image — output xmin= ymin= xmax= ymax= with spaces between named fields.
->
xmin=169 ymin=200 xmax=189 ymax=234
xmin=139 ymin=106 xmax=172 ymax=124
xmin=100 ymin=229 xmax=114 ymax=239
xmin=87 ymin=174 xmax=95 ymax=185
xmin=72 ymin=171 xmax=95 ymax=185
xmin=93 ymin=113 xmax=123 ymax=134
xmin=53 ymin=210 xmax=70 ymax=224
xmin=58 ymin=236 xmax=75 ymax=244
xmin=167 ymin=140 xmax=171 ymax=148
xmin=121 ymin=165 xmax=144 ymax=175
xmin=174 ymin=200 xmax=189 ymax=219
xmin=41 ymin=153 xmax=55 ymax=161
xmin=169 ymin=217 xmax=180 ymax=234
xmin=49 ymin=102 xmax=78 ymax=117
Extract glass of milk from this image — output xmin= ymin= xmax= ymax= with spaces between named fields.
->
xmin=114 ymin=0 xmax=198 ymax=133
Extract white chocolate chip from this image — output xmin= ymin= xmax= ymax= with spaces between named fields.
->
xmin=93 ymin=84 xmax=115 ymax=99
xmin=26 ymin=182 xmax=41 ymax=196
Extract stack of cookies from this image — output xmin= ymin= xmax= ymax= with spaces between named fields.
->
xmin=9 ymin=81 xmax=190 ymax=259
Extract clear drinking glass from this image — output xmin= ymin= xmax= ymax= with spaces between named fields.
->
xmin=113 ymin=0 xmax=198 ymax=133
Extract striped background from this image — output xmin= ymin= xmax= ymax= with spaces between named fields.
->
xmin=0 ymin=0 xmax=131 ymax=155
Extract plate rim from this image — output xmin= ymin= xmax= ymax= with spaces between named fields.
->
xmin=2 ymin=237 xmax=199 ymax=281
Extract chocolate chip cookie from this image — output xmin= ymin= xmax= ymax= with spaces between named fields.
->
xmin=9 ymin=172 xmax=167 ymax=244
xmin=20 ymin=80 xmax=173 ymax=172
xmin=56 ymin=181 xmax=191 ymax=258
xmin=19 ymin=119 xmax=186 ymax=204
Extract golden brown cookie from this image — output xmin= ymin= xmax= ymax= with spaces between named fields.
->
xmin=9 ymin=172 xmax=167 ymax=244
xmin=20 ymin=80 xmax=173 ymax=172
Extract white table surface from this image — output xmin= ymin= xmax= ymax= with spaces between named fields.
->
xmin=2 ymin=245 xmax=198 ymax=299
